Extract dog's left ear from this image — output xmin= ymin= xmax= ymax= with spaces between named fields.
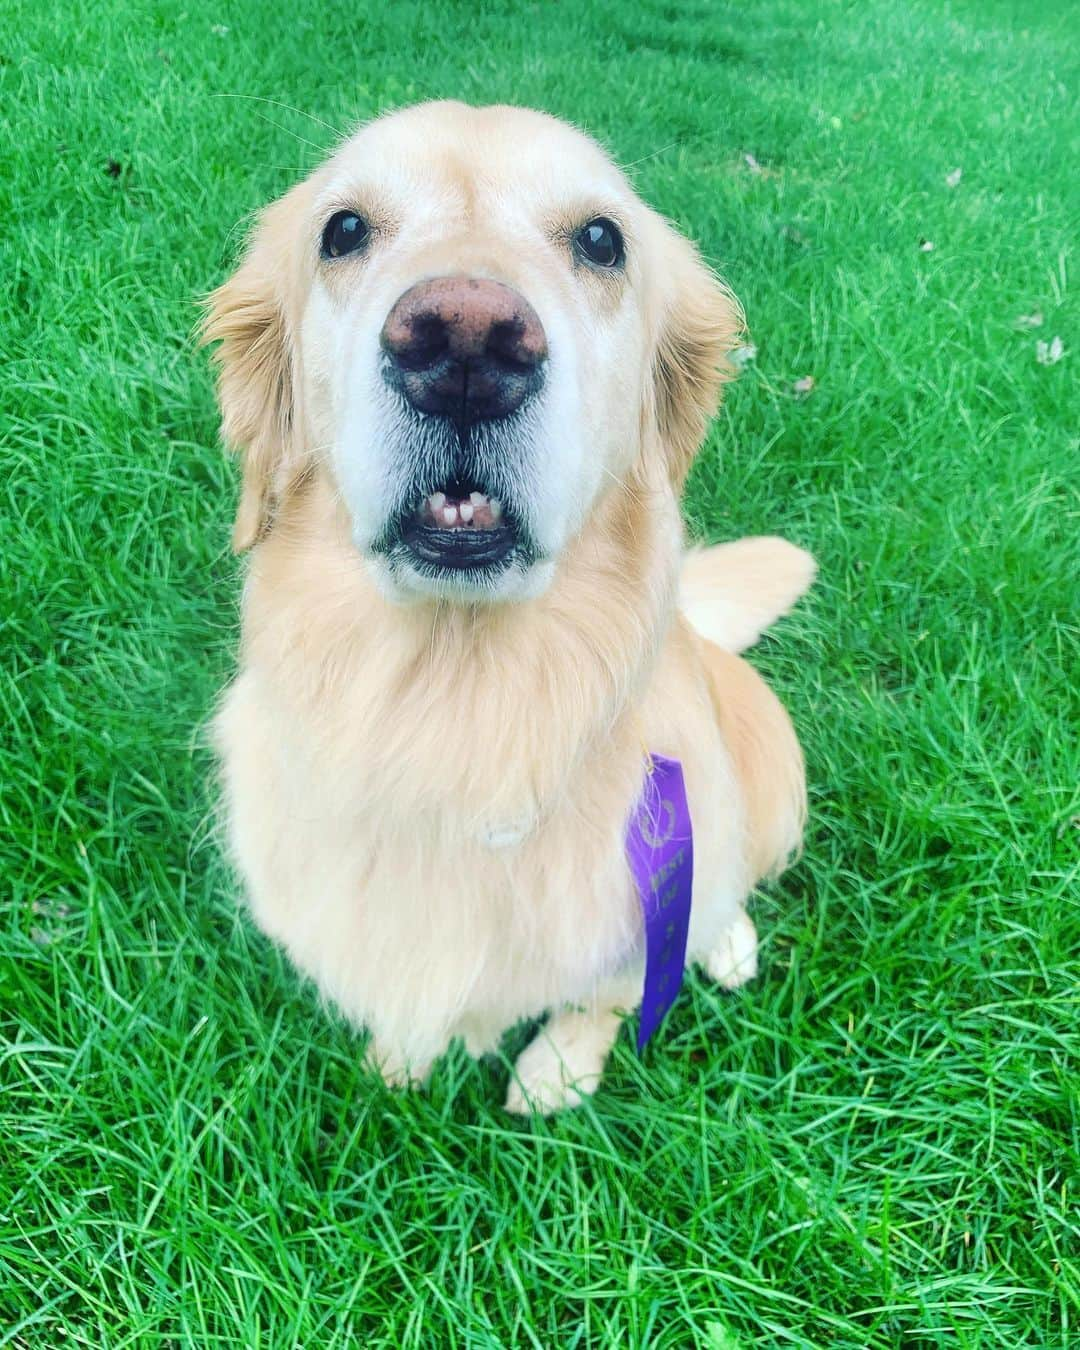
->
xmin=200 ymin=189 xmax=308 ymax=551
xmin=649 ymin=227 xmax=743 ymax=488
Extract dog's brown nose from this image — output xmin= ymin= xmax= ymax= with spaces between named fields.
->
xmin=381 ymin=277 xmax=547 ymax=423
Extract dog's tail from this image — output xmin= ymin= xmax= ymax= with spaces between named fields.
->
xmin=679 ymin=537 xmax=816 ymax=653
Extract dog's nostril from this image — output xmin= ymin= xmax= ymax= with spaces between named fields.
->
xmin=395 ymin=314 xmax=450 ymax=371
xmin=486 ymin=318 xmax=538 ymax=372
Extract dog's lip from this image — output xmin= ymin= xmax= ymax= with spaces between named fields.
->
xmin=400 ymin=516 xmax=518 ymax=571
xmin=381 ymin=477 xmax=525 ymax=573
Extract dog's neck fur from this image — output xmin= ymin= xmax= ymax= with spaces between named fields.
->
xmin=239 ymin=458 xmax=684 ymax=832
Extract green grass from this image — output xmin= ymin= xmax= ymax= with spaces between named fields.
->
xmin=2 ymin=0 xmax=1078 ymax=1343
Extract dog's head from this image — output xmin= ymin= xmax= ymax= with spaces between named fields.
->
xmin=204 ymin=102 xmax=741 ymax=602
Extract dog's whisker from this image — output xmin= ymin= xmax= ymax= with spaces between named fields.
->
xmin=250 ymin=114 xmax=329 ymax=155
xmin=618 ymin=141 xmax=679 ymax=171
xmin=211 ymin=92 xmax=343 ymax=138
xmin=427 ymin=597 xmax=444 ymax=676
xmin=598 ymin=464 xmax=649 ymax=508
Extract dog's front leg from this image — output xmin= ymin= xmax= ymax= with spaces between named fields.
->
xmin=504 ymin=973 xmax=640 ymax=1115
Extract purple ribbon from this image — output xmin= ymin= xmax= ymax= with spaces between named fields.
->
xmin=625 ymin=753 xmax=694 ymax=1051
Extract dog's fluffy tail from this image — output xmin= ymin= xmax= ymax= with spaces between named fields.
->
xmin=679 ymin=537 xmax=816 ymax=653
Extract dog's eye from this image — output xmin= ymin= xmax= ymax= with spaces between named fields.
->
xmin=321 ymin=211 xmax=370 ymax=259
xmin=574 ymin=218 xmax=624 ymax=269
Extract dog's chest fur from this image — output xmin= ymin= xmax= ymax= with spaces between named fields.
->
xmin=213 ymin=476 xmax=746 ymax=1064
xmin=218 ymin=666 xmax=648 ymax=1062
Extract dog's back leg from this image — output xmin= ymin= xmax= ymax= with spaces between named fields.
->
xmin=695 ymin=641 xmax=808 ymax=990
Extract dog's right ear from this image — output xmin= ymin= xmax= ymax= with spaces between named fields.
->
xmin=200 ymin=193 xmax=305 ymax=551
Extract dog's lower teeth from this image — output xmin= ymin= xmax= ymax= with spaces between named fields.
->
xmin=459 ymin=502 xmax=474 ymax=522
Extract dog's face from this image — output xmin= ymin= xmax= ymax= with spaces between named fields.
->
xmin=206 ymin=102 xmax=740 ymax=602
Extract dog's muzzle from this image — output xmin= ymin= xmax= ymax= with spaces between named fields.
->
xmin=376 ymin=277 xmax=548 ymax=581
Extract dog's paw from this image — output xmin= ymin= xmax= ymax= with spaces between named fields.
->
xmin=364 ymin=1039 xmax=431 ymax=1090
xmin=504 ymin=1015 xmax=615 ymax=1115
xmin=705 ymin=909 xmax=759 ymax=989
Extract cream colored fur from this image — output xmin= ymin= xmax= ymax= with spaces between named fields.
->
xmin=204 ymin=102 xmax=814 ymax=1113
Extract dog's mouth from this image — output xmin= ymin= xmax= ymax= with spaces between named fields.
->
xmin=390 ymin=477 xmax=526 ymax=575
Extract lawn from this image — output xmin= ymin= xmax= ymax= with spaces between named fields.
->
xmin=2 ymin=0 xmax=1078 ymax=1344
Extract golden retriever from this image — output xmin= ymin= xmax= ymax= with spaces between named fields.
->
xmin=203 ymin=101 xmax=814 ymax=1113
